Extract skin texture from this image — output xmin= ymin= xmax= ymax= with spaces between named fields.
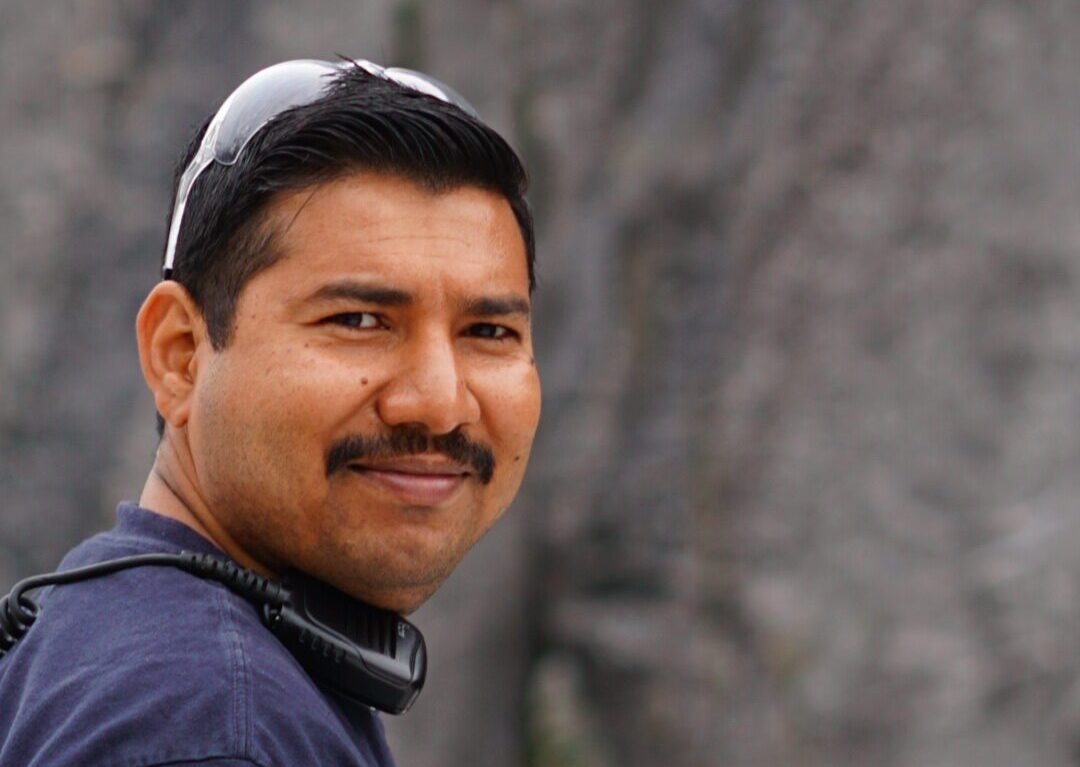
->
xmin=135 ymin=172 xmax=541 ymax=613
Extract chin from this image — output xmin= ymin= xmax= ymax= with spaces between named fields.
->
xmin=314 ymin=556 xmax=447 ymax=614
xmin=352 ymin=582 xmax=437 ymax=615
xmin=298 ymin=518 xmax=477 ymax=614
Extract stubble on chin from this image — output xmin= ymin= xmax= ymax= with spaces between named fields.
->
xmin=310 ymin=523 xmax=470 ymax=610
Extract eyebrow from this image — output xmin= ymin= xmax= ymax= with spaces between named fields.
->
xmin=463 ymin=295 xmax=531 ymax=318
xmin=305 ymin=279 xmax=530 ymax=318
xmin=307 ymin=280 xmax=413 ymax=307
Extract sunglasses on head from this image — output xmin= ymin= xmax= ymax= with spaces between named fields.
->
xmin=162 ymin=58 xmax=478 ymax=279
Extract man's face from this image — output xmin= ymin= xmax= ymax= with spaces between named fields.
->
xmin=186 ymin=172 xmax=540 ymax=612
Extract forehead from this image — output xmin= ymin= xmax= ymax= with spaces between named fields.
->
xmin=257 ymin=172 xmax=529 ymax=297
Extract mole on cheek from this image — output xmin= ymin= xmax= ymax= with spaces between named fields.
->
xmin=361 ymin=377 xmax=369 ymax=385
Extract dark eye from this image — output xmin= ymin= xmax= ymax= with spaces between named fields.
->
xmin=468 ymin=323 xmax=515 ymax=341
xmin=327 ymin=312 xmax=381 ymax=330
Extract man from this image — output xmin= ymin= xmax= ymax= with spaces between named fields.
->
xmin=0 ymin=59 xmax=540 ymax=766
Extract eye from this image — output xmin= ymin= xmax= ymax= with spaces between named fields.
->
xmin=326 ymin=312 xmax=382 ymax=330
xmin=468 ymin=323 xmax=517 ymax=341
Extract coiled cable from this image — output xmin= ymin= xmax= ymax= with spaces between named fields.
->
xmin=0 ymin=552 xmax=289 ymax=659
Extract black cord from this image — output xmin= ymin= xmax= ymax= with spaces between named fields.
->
xmin=0 ymin=551 xmax=289 ymax=658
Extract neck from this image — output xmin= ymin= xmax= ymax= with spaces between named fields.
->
xmin=139 ymin=434 xmax=276 ymax=578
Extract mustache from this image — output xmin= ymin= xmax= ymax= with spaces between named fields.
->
xmin=325 ymin=426 xmax=496 ymax=484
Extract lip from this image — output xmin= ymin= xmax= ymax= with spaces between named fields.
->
xmin=347 ymin=458 xmax=469 ymax=507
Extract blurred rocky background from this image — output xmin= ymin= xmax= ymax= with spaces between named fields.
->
xmin=2 ymin=1 xmax=1079 ymax=765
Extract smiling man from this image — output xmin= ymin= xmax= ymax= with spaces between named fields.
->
xmin=0 ymin=61 xmax=539 ymax=767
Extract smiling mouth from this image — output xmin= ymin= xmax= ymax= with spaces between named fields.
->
xmin=347 ymin=462 xmax=469 ymax=507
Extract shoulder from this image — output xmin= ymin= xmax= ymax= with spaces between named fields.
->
xmin=0 ymin=554 xmax=386 ymax=767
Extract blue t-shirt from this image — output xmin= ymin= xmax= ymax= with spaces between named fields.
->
xmin=0 ymin=504 xmax=396 ymax=767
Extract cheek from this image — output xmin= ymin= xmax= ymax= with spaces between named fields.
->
xmin=225 ymin=341 xmax=368 ymax=423
xmin=475 ymin=361 xmax=542 ymax=473
xmin=192 ymin=343 xmax=365 ymax=504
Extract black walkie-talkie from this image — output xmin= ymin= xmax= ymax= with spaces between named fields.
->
xmin=0 ymin=552 xmax=427 ymax=715
xmin=263 ymin=570 xmax=426 ymax=715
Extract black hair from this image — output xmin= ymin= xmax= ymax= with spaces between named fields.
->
xmin=166 ymin=63 xmax=533 ymax=345
xmin=155 ymin=63 xmax=534 ymax=435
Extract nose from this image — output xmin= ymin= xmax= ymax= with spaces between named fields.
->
xmin=375 ymin=331 xmax=481 ymax=435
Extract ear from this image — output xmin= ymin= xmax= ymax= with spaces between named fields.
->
xmin=135 ymin=281 xmax=209 ymax=429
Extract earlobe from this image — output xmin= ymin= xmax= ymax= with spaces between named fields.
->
xmin=135 ymin=282 xmax=207 ymax=429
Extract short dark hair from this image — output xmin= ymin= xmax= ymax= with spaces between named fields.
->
xmin=165 ymin=63 xmax=534 ymax=350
